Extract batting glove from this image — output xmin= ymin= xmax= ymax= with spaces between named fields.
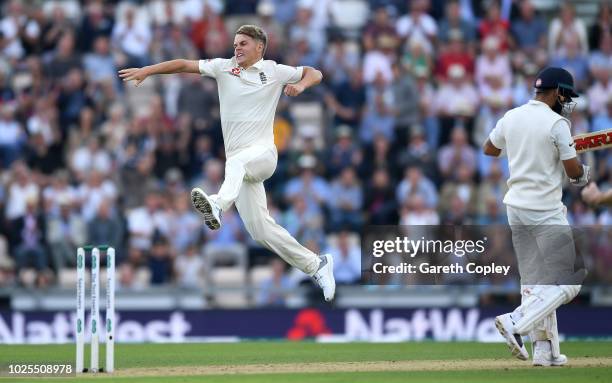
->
xmin=570 ymin=164 xmax=590 ymax=187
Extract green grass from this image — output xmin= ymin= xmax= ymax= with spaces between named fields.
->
xmin=1 ymin=341 xmax=611 ymax=382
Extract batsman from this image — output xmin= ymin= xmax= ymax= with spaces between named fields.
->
xmin=483 ymin=67 xmax=589 ymax=366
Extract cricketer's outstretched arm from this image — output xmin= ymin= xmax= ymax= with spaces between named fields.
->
xmin=118 ymin=59 xmax=200 ymax=86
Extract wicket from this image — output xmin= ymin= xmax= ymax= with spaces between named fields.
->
xmin=76 ymin=245 xmax=115 ymax=373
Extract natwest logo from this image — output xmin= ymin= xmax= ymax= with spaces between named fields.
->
xmin=0 ymin=312 xmax=191 ymax=344
xmin=286 ymin=309 xmax=331 ymax=340
xmin=317 ymin=309 xmax=502 ymax=343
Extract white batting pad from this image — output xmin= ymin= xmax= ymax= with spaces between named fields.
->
xmin=514 ymin=285 xmax=580 ymax=335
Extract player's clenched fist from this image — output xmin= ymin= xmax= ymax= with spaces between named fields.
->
xmin=284 ymin=83 xmax=305 ymax=97
xmin=118 ymin=67 xmax=150 ymax=86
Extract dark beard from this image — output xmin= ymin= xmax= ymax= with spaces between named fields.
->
xmin=552 ymin=100 xmax=563 ymax=115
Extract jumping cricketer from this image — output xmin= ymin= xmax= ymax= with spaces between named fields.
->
xmin=119 ymin=25 xmax=336 ymax=302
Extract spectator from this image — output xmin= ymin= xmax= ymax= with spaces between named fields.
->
xmin=587 ymin=50 xmax=612 ymax=117
xmin=364 ymin=168 xmax=397 ymax=224
xmin=550 ymin=34 xmax=590 ymax=90
xmin=76 ymin=170 xmax=118 ymax=223
xmin=396 ymin=124 xmax=436 ymax=180
xmin=400 ymin=36 xmax=432 ymax=80
xmin=363 ymin=34 xmax=396 ymax=84
xmin=111 ymin=6 xmax=152 ymax=67
xmin=361 ymin=134 xmax=395 ymax=180
xmin=148 ymin=236 xmax=174 ymax=285
xmin=322 ymin=35 xmax=360 ymax=87
xmin=127 ymin=191 xmax=163 ymax=251
xmin=363 ymin=5 xmax=398 ymax=52
xmin=326 ymin=231 xmax=361 ymax=285
xmin=87 ymin=199 xmax=123 ymax=257
xmin=84 ymin=36 xmax=117 ymax=85
xmin=475 ymin=36 xmax=512 ymax=98
xmin=257 ymin=2 xmax=285 ymax=61
xmin=12 ymin=197 xmax=50 ymax=287
xmin=78 ymin=2 xmax=114 ymax=52
xmin=70 ymin=136 xmax=113 ymax=180
xmin=593 ymin=97 xmax=612 ymax=134
xmin=206 ymin=208 xmax=245 ymax=246
xmin=392 ymin=64 xmax=421 ymax=139
xmin=360 ymin=72 xmax=396 ymax=143
xmin=478 ymin=0 xmax=509 ymax=51
xmin=324 ymin=68 xmax=366 ymax=129
xmin=283 ymin=195 xmax=325 ymax=246
xmin=56 ymin=68 xmax=91 ymax=130
xmin=438 ymin=0 xmax=476 ymax=45
xmin=438 ymin=164 xmax=478 ymax=216
xmin=0 ymin=0 xmax=27 ymax=60
xmin=4 ymin=161 xmax=39 ymax=221
xmin=475 ymin=197 xmax=506 ymax=225
xmin=511 ymin=0 xmax=547 ymax=52
xmin=46 ymin=197 xmax=86 ymax=271
xmin=285 ymin=155 xmax=329 ymax=216
xmin=192 ymin=157 xmax=224 ymax=196
xmin=174 ymin=243 xmax=204 ymax=289
xmin=0 ymin=103 xmax=25 ymax=168
xmin=437 ymin=126 xmax=477 ymax=180
xmin=257 ymin=258 xmax=295 ymax=306
xmin=436 ymin=29 xmax=474 ymax=80
xmin=189 ymin=4 xmax=228 ymax=58
xmin=396 ymin=0 xmax=437 ymax=54
xmin=45 ymin=31 xmax=82 ymax=82
xmin=40 ymin=5 xmax=74 ymax=54
xmin=326 ymin=125 xmax=362 ymax=178
xmin=396 ymin=166 xmax=438 ymax=208
xmin=588 ymin=1 xmax=611 ymax=51
xmin=43 ymin=169 xmax=76 ymax=216
xmin=400 ymin=194 xmax=439 ymax=225
xmin=288 ymin=5 xmax=325 ymax=60
xmin=434 ymin=64 xmax=479 ymax=142
xmin=548 ymin=1 xmax=588 ymax=56
xmin=328 ymin=167 xmax=363 ymax=232
xmin=154 ymin=23 xmax=197 ymax=63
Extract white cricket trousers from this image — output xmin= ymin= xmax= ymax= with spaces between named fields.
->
xmin=215 ymin=145 xmax=320 ymax=275
xmin=507 ymin=205 xmax=576 ymax=355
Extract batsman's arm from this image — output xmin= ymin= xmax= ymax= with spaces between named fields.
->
xmin=482 ymin=138 xmax=502 ymax=157
xmin=118 ymin=59 xmax=200 ymax=86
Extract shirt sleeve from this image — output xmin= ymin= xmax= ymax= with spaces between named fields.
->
xmin=489 ymin=118 xmax=506 ymax=150
xmin=550 ymin=119 xmax=577 ymax=160
xmin=198 ymin=58 xmax=223 ymax=78
xmin=275 ymin=63 xmax=303 ymax=85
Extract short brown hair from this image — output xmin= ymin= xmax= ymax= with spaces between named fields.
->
xmin=236 ymin=25 xmax=268 ymax=53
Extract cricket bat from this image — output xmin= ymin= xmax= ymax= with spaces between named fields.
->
xmin=573 ymin=128 xmax=612 ymax=153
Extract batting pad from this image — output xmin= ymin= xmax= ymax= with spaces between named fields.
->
xmin=514 ymin=285 xmax=581 ymax=335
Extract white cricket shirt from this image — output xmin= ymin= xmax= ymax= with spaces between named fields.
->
xmin=489 ymin=99 xmax=577 ymax=211
xmin=198 ymin=57 xmax=303 ymax=155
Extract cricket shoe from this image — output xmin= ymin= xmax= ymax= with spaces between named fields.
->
xmin=191 ymin=187 xmax=222 ymax=230
xmin=532 ymin=341 xmax=567 ymax=367
xmin=312 ymin=254 xmax=336 ymax=302
xmin=495 ymin=313 xmax=529 ymax=361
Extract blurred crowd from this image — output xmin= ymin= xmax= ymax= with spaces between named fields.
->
xmin=0 ymin=0 xmax=610 ymax=300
